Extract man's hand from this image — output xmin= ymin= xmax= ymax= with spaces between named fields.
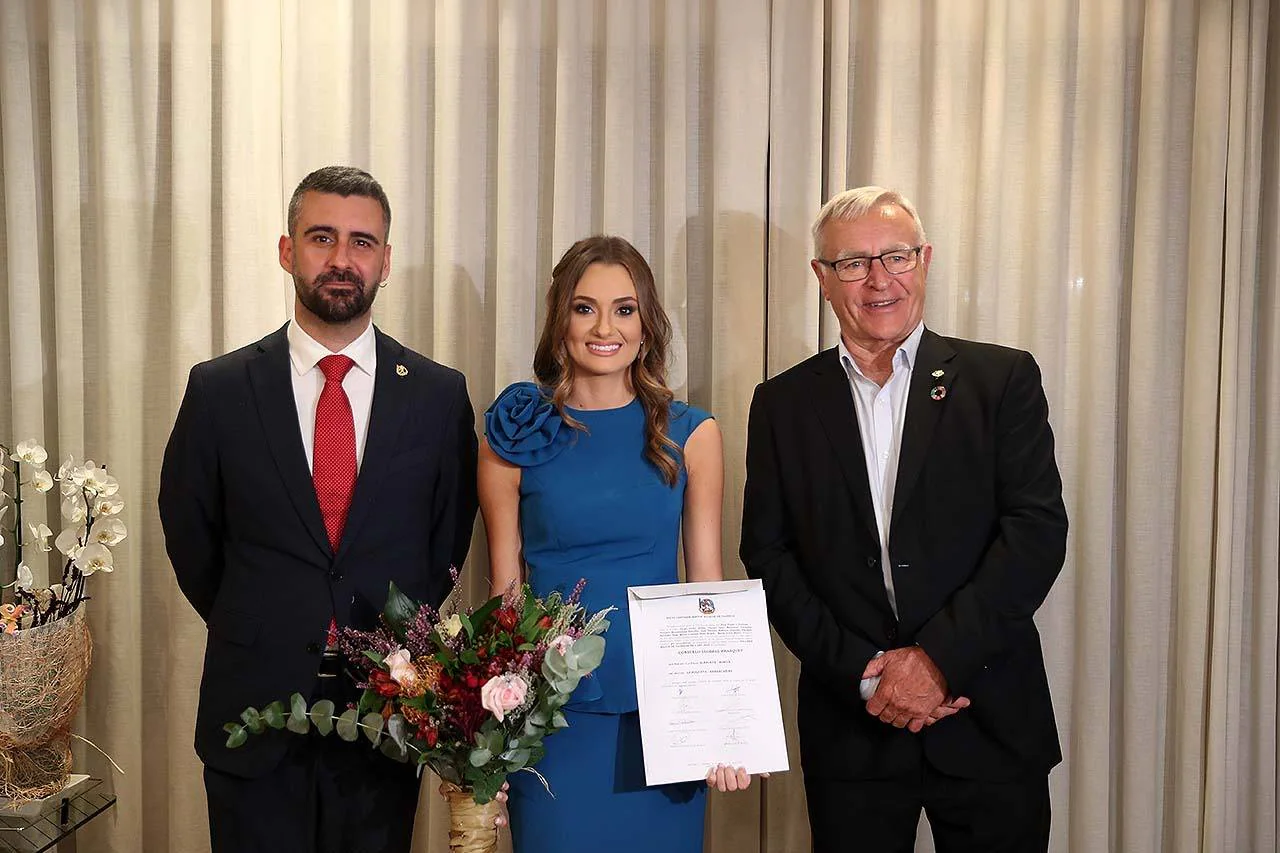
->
xmin=862 ymin=646 xmax=951 ymax=728
xmin=906 ymin=695 xmax=971 ymax=733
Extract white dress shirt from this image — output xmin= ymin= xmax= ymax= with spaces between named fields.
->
xmin=287 ymin=320 xmax=377 ymax=472
xmin=838 ymin=321 xmax=925 ymax=621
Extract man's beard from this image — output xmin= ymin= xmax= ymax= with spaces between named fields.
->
xmin=295 ymin=269 xmax=378 ymax=323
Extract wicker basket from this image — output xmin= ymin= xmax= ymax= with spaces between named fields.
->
xmin=0 ymin=606 xmax=92 ymax=802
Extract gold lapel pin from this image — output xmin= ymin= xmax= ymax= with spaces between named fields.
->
xmin=931 ymin=369 xmax=945 ymax=378
xmin=930 ymin=385 xmax=947 ymax=401
xmin=396 ymin=364 xmax=408 ymax=377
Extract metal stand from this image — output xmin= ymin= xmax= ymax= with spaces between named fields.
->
xmin=0 ymin=778 xmax=116 ymax=853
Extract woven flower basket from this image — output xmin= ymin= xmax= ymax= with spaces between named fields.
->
xmin=0 ymin=605 xmax=92 ymax=802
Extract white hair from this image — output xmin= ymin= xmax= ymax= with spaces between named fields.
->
xmin=811 ymin=186 xmax=927 ymax=256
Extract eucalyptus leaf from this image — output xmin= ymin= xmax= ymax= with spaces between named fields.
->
xmin=240 ymin=707 xmax=265 ymax=735
xmin=551 ymin=676 xmax=580 ymax=695
xmin=224 ymin=724 xmax=248 ymax=749
xmin=542 ymin=649 xmax=569 ymax=681
xmin=310 ymin=699 xmax=336 ymax=736
xmin=361 ymin=712 xmax=385 ymax=746
xmin=567 ymin=634 xmax=605 ymax=672
xmin=336 ymin=708 xmax=360 ymax=742
xmin=286 ymin=712 xmax=311 ymax=735
xmin=262 ymin=701 xmax=286 ymax=730
xmin=503 ymin=747 xmax=531 ymax=770
xmin=380 ymin=737 xmax=410 ymax=762
xmin=469 ymin=747 xmax=492 ymax=767
xmin=483 ymin=730 xmax=504 ymax=756
xmin=387 ymin=714 xmax=409 ymax=751
xmin=551 ymin=711 xmax=568 ymax=729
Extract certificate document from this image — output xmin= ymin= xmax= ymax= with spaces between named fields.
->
xmin=627 ymin=579 xmax=790 ymax=786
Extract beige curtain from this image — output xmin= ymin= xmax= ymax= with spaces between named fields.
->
xmin=0 ymin=2 xmax=1276 ymax=851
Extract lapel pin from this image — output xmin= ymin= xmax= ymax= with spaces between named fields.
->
xmin=930 ymin=385 xmax=947 ymax=401
xmin=396 ymin=364 xmax=408 ymax=377
xmin=931 ymin=369 xmax=945 ymax=378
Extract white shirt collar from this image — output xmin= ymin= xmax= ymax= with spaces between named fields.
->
xmin=287 ymin=320 xmax=377 ymax=378
xmin=838 ymin=321 xmax=925 ymax=381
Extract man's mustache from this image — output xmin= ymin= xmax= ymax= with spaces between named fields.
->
xmin=314 ymin=269 xmax=365 ymax=288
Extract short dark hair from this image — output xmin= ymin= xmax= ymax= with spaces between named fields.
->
xmin=286 ymin=166 xmax=391 ymax=239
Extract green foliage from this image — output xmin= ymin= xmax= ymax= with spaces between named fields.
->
xmin=468 ymin=595 xmax=503 ymax=632
xmin=262 ymin=701 xmax=286 ymax=730
xmin=567 ymin=634 xmax=605 ymax=671
xmin=223 ymin=723 xmax=247 ymax=749
xmin=357 ymin=690 xmax=380 ymax=717
xmin=470 ymin=772 xmax=506 ymax=805
xmin=310 ymin=699 xmax=336 ymax=736
xmin=239 ymin=707 xmax=265 ymax=735
xmin=361 ymin=712 xmax=385 ymax=746
xmin=382 ymin=581 xmax=419 ymax=641
xmin=336 ymin=708 xmax=360 ymax=742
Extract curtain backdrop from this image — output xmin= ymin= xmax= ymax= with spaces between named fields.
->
xmin=1 ymin=2 xmax=1276 ymax=851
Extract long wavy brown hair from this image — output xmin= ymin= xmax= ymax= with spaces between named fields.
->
xmin=532 ymin=235 xmax=683 ymax=486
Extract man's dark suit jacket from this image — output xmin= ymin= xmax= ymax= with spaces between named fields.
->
xmin=741 ymin=328 xmax=1068 ymax=782
xmin=159 ymin=324 xmax=478 ymax=778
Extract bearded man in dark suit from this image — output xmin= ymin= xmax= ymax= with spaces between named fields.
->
xmin=160 ymin=166 xmax=478 ymax=853
xmin=741 ymin=186 xmax=1068 ymax=852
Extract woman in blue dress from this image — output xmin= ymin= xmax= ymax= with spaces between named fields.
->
xmin=478 ymin=235 xmax=752 ymax=852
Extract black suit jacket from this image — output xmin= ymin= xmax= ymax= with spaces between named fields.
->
xmin=740 ymin=328 xmax=1067 ymax=781
xmin=159 ymin=324 xmax=478 ymax=777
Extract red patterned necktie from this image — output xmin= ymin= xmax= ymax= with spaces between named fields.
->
xmin=315 ymin=355 xmax=356 ymax=650
xmin=313 ymin=354 xmax=357 ymax=551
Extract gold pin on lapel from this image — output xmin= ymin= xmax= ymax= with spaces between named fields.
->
xmin=931 ymin=369 xmax=945 ymax=378
xmin=396 ymin=364 xmax=408 ymax=377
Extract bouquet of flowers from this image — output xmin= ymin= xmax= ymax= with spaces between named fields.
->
xmin=226 ymin=575 xmax=611 ymax=848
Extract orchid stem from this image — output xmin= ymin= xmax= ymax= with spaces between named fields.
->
xmin=9 ymin=455 xmax=21 ymax=580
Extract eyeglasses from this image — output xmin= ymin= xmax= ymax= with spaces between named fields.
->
xmin=815 ymin=246 xmax=923 ymax=283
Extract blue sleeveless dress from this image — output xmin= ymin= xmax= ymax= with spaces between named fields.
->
xmin=484 ymin=382 xmax=710 ymax=853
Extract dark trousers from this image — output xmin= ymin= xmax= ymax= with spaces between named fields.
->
xmin=204 ymin=674 xmax=421 ymax=853
xmin=806 ymin=763 xmax=1050 ymax=853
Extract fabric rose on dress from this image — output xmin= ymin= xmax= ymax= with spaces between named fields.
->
xmin=484 ymin=382 xmax=574 ymax=466
xmin=479 ymin=673 xmax=529 ymax=722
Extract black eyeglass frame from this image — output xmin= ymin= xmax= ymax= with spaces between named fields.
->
xmin=815 ymin=245 xmax=924 ymax=282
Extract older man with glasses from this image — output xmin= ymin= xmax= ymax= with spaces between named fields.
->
xmin=741 ymin=186 xmax=1068 ymax=852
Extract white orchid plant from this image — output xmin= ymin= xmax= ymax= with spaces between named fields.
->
xmin=0 ymin=439 xmax=126 ymax=632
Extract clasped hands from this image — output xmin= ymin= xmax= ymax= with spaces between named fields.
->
xmin=862 ymin=646 xmax=970 ymax=733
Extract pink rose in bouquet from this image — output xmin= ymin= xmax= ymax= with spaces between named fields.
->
xmin=480 ymin=673 xmax=529 ymax=723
